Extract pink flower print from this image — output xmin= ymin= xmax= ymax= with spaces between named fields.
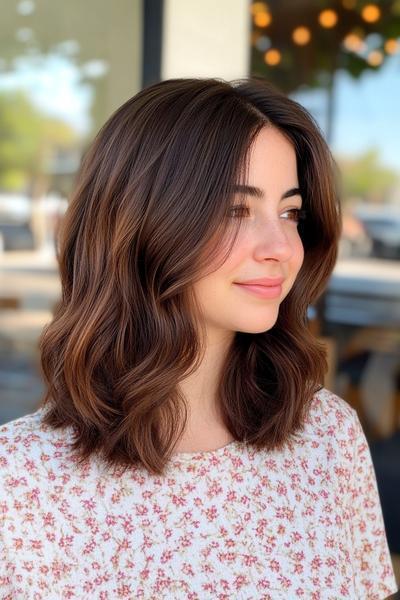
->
xmin=293 ymin=562 xmax=304 ymax=574
xmin=26 ymin=487 xmax=41 ymax=508
xmin=117 ymin=584 xmax=132 ymax=598
xmin=135 ymin=503 xmax=148 ymax=518
xmin=269 ymin=559 xmax=281 ymax=573
xmin=182 ymin=562 xmax=195 ymax=577
xmin=258 ymin=577 xmax=271 ymax=590
xmin=83 ymin=539 xmax=97 ymax=554
xmin=29 ymin=539 xmax=43 ymax=552
xmin=12 ymin=538 xmax=23 ymax=550
xmin=24 ymin=459 xmax=36 ymax=472
xmin=226 ymin=490 xmax=237 ymax=501
xmin=111 ymin=491 xmax=121 ymax=503
xmin=205 ymin=505 xmax=218 ymax=522
xmin=243 ymin=554 xmax=259 ymax=567
xmin=81 ymin=497 xmax=96 ymax=511
xmin=24 ymin=512 xmax=34 ymax=524
xmin=121 ymin=516 xmax=134 ymax=534
xmin=83 ymin=580 xmax=94 ymax=593
xmin=160 ymin=549 xmax=173 ymax=564
xmin=277 ymin=574 xmax=292 ymax=589
xmin=42 ymin=512 xmax=55 ymax=528
xmin=277 ymin=524 xmax=286 ymax=535
xmin=208 ymin=479 xmax=223 ymax=496
xmin=105 ymin=514 xmax=117 ymax=526
xmin=277 ymin=481 xmax=288 ymax=496
xmin=58 ymin=535 xmax=74 ymax=550
xmin=7 ymin=476 xmax=27 ymax=488
xmin=23 ymin=560 xmax=34 ymax=573
xmin=233 ymin=574 xmax=248 ymax=590
xmin=265 ymin=459 xmax=278 ymax=471
xmin=312 ymin=556 xmax=323 ymax=570
xmin=0 ymin=388 xmax=397 ymax=598
xmin=139 ymin=567 xmax=150 ymax=580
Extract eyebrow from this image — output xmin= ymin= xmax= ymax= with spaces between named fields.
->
xmin=232 ymin=184 xmax=302 ymax=201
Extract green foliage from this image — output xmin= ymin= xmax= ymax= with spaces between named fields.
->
xmin=336 ymin=148 xmax=399 ymax=203
xmin=0 ymin=91 xmax=42 ymax=182
xmin=0 ymin=90 xmax=78 ymax=191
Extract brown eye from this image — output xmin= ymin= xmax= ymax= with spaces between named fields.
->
xmin=281 ymin=209 xmax=307 ymax=223
xmin=229 ymin=204 xmax=250 ymax=217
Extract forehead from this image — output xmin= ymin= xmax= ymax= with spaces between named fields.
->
xmin=235 ymin=126 xmax=298 ymax=187
xmin=248 ymin=126 xmax=297 ymax=169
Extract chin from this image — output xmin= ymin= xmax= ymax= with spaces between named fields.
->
xmin=234 ymin=316 xmax=279 ymax=334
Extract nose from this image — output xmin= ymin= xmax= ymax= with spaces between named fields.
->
xmin=252 ymin=219 xmax=295 ymax=263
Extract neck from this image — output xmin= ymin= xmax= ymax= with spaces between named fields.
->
xmin=174 ymin=327 xmax=235 ymax=452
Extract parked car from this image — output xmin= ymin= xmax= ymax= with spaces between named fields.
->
xmin=353 ymin=204 xmax=400 ymax=260
xmin=0 ymin=222 xmax=35 ymax=251
xmin=0 ymin=193 xmax=35 ymax=251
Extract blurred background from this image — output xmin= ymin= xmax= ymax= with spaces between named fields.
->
xmin=0 ymin=0 xmax=399 ymax=591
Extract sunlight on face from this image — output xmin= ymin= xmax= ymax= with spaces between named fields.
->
xmin=192 ymin=125 xmax=305 ymax=340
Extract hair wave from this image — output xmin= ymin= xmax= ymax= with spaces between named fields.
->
xmin=38 ymin=77 xmax=342 ymax=476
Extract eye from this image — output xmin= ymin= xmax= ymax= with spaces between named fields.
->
xmin=228 ymin=204 xmax=250 ymax=217
xmin=281 ymin=208 xmax=307 ymax=223
xmin=229 ymin=205 xmax=307 ymax=224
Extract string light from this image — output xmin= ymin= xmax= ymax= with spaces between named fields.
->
xmin=318 ymin=9 xmax=338 ymax=28
xmin=361 ymin=4 xmax=381 ymax=23
xmin=251 ymin=2 xmax=269 ymax=15
xmin=343 ymin=33 xmax=366 ymax=52
xmin=384 ymin=38 xmax=399 ymax=54
xmin=264 ymin=48 xmax=281 ymax=65
xmin=292 ymin=27 xmax=311 ymax=45
xmin=367 ymin=49 xmax=384 ymax=65
xmin=254 ymin=11 xmax=272 ymax=27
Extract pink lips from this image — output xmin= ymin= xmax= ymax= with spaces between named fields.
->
xmin=235 ymin=277 xmax=285 ymax=286
xmin=233 ymin=277 xmax=284 ymax=299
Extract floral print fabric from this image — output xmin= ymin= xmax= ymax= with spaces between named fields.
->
xmin=0 ymin=387 xmax=398 ymax=599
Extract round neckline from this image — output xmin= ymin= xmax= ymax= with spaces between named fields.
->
xmin=170 ymin=439 xmax=241 ymax=461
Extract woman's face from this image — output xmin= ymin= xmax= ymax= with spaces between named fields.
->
xmin=193 ymin=125 xmax=305 ymax=338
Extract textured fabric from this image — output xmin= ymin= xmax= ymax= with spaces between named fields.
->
xmin=0 ymin=387 xmax=398 ymax=599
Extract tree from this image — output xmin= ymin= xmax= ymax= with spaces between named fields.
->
xmin=0 ymin=90 xmax=78 ymax=191
xmin=337 ymin=148 xmax=399 ymax=203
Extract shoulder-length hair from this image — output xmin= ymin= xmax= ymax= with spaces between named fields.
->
xmin=38 ymin=77 xmax=342 ymax=476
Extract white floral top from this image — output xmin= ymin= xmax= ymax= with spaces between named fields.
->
xmin=0 ymin=387 xmax=398 ymax=599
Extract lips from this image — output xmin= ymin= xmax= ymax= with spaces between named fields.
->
xmin=234 ymin=277 xmax=285 ymax=287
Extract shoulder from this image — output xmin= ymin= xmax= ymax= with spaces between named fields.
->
xmin=0 ymin=407 xmax=77 ymax=482
xmin=293 ymin=386 xmax=362 ymax=456
xmin=307 ymin=386 xmax=357 ymax=430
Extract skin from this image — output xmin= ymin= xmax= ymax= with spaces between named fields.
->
xmin=174 ymin=125 xmax=305 ymax=453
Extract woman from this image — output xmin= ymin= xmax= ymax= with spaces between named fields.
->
xmin=0 ymin=77 xmax=397 ymax=599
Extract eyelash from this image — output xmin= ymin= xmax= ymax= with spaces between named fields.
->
xmin=229 ymin=204 xmax=307 ymax=224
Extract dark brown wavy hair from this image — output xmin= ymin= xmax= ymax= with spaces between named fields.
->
xmin=38 ymin=77 xmax=342 ymax=476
